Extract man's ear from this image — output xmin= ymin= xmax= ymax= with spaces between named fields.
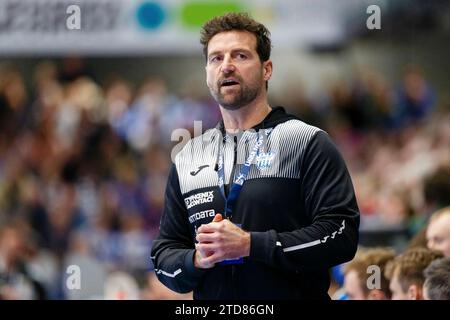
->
xmin=263 ymin=60 xmax=273 ymax=81
xmin=367 ymin=289 xmax=388 ymax=300
xmin=408 ymin=284 xmax=423 ymax=300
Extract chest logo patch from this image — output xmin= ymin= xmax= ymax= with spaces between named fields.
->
xmin=255 ymin=151 xmax=276 ymax=170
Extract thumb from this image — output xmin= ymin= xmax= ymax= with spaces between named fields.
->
xmin=212 ymin=213 xmax=223 ymax=222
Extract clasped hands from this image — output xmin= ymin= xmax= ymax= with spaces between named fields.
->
xmin=194 ymin=213 xmax=251 ymax=269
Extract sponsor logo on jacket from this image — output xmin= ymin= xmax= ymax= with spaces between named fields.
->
xmin=184 ymin=191 xmax=214 ymax=209
xmin=188 ymin=209 xmax=215 ymax=224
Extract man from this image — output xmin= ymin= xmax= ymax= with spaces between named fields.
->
xmin=384 ymin=247 xmax=442 ymax=300
xmin=423 ymin=257 xmax=450 ymax=300
xmin=343 ymin=247 xmax=395 ymax=300
xmin=151 ymin=12 xmax=360 ymax=299
xmin=426 ymin=206 xmax=450 ymax=257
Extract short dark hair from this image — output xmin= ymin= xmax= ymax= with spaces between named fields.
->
xmin=385 ymin=248 xmax=443 ymax=292
xmin=343 ymin=247 xmax=395 ymax=298
xmin=423 ymin=257 xmax=450 ymax=300
xmin=200 ymin=12 xmax=271 ymax=62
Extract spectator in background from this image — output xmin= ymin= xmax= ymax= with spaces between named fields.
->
xmin=423 ymin=257 xmax=450 ymax=300
xmin=104 ymin=76 xmax=134 ymax=132
xmin=426 ymin=206 xmax=450 ymax=257
xmin=0 ymin=66 xmax=29 ymax=151
xmin=58 ymin=56 xmax=96 ymax=84
xmin=46 ymin=181 xmax=86 ymax=258
xmin=423 ymin=167 xmax=450 ymax=216
xmin=103 ymin=271 xmax=140 ymax=300
xmin=342 ymin=247 xmax=395 ymax=300
xmin=385 ymin=247 xmax=442 ymax=300
xmin=63 ymin=231 xmax=106 ymax=300
xmin=0 ymin=221 xmax=45 ymax=299
xmin=393 ymin=67 xmax=435 ymax=128
xmin=407 ymin=167 xmax=450 ymax=248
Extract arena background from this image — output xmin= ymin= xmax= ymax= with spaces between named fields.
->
xmin=0 ymin=0 xmax=449 ymax=300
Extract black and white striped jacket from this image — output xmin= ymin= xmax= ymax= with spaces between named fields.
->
xmin=151 ymin=107 xmax=360 ymax=299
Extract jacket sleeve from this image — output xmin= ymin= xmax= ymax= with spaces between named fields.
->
xmin=249 ymin=131 xmax=360 ymax=272
xmin=150 ymin=164 xmax=206 ymax=293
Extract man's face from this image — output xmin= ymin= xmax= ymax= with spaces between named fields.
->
xmin=344 ymin=270 xmax=366 ymax=300
xmin=205 ymin=30 xmax=272 ymax=110
xmin=427 ymin=214 xmax=450 ymax=257
xmin=389 ymin=270 xmax=409 ymax=300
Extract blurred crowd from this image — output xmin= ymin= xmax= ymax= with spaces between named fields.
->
xmin=334 ymin=206 xmax=450 ymax=300
xmin=0 ymin=57 xmax=449 ymax=299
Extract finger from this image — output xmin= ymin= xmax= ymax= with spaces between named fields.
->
xmin=212 ymin=213 xmax=223 ymax=222
xmin=196 ymin=232 xmax=218 ymax=243
xmin=198 ymin=222 xmax=219 ymax=233
xmin=195 ymin=250 xmax=215 ymax=269
xmin=198 ymin=214 xmax=224 ymax=233
xmin=196 ymin=243 xmax=216 ymax=256
xmin=202 ymin=251 xmax=223 ymax=266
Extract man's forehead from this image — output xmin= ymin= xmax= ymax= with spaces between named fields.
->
xmin=207 ymin=30 xmax=257 ymax=53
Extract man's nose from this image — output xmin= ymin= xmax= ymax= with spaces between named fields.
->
xmin=220 ymin=57 xmax=235 ymax=74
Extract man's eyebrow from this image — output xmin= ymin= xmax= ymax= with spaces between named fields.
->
xmin=232 ymin=48 xmax=252 ymax=54
xmin=208 ymin=48 xmax=253 ymax=58
xmin=207 ymin=50 xmax=222 ymax=58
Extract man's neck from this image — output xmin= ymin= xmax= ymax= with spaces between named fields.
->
xmin=220 ymin=101 xmax=272 ymax=133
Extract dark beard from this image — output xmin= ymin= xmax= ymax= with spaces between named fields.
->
xmin=211 ymin=82 xmax=260 ymax=110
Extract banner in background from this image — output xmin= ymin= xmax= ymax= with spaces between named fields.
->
xmin=0 ymin=0 xmax=358 ymax=56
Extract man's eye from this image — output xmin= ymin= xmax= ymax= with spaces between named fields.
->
xmin=237 ymin=53 xmax=247 ymax=60
xmin=210 ymin=56 xmax=222 ymax=63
